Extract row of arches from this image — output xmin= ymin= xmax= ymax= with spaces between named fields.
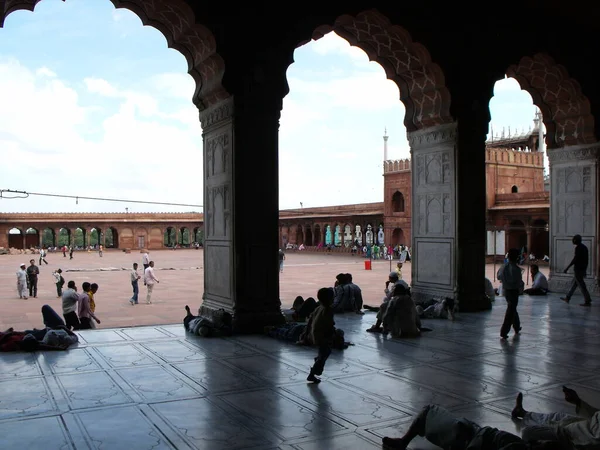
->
xmin=6 ymin=226 xmax=204 ymax=250
xmin=283 ymin=222 xmax=408 ymax=248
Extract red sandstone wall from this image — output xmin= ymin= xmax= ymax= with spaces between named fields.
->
xmin=383 ymin=170 xmax=412 ymax=244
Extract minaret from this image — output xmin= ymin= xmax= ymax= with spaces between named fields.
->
xmin=535 ymin=109 xmax=544 ymax=152
xmin=383 ymin=127 xmax=389 ymax=161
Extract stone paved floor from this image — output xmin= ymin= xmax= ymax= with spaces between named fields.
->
xmin=2 ymin=292 xmax=600 ymax=449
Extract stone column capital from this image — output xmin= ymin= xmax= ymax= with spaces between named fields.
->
xmin=408 ymin=123 xmax=457 ymax=152
xmin=547 ymin=142 xmax=600 ymax=165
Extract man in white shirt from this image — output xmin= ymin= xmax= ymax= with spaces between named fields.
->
xmin=142 ymin=251 xmax=150 ymax=285
xmin=523 ymin=264 xmax=548 ymax=296
xmin=144 ymin=260 xmax=159 ymax=304
xmin=16 ymin=263 xmax=28 ymax=299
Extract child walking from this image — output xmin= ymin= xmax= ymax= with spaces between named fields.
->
xmin=53 ymin=269 xmax=65 ymax=298
xmin=305 ymin=287 xmax=335 ymax=383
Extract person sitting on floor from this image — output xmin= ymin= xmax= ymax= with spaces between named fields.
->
xmin=382 ymin=282 xmax=421 ymax=338
xmin=264 ymin=322 xmax=351 ymax=350
xmin=345 ymin=273 xmax=364 ymax=314
xmin=382 ymin=404 xmax=560 ymax=450
xmin=512 ymin=386 xmax=600 ymax=449
xmin=365 ymin=273 xmax=405 ymax=332
xmin=485 ymin=277 xmax=496 ymax=302
xmin=332 ymin=273 xmax=355 ymax=313
xmin=523 ymin=264 xmax=548 ymax=296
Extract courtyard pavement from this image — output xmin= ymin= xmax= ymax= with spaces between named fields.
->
xmin=1 ymin=292 xmax=599 ymax=449
xmin=0 ymin=249 xmax=548 ymax=330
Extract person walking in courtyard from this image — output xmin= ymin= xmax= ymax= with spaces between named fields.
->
xmin=129 ymin=262 xmax=141 ymax=305
xmin=26 ymin=259 xmax=40 ymax=298
xmin=144 ymin=261 xmax=159 ymax=304
xmin=305 ymin=287 xmax=335 ymax=384
xmin=39 ymin=248 xmax=48 ymax=265
xmin=52 ymin=268 xmax=65 ymax=298
xmin=62 ymin=245 xmax=67 ymax=257
xmin=69 ymin=245 xmax=74 ymax=260
xmin=497 ymin=248 xmax=522 ymax=340
xmin=278 ymin=248 xmax=286 ymax=273
xmin=99 ymin=244 xmax=103 ymax=257
xmin=78 ymin=282 xmax=101 ymax=329
xmin=561 ymin=234 xmax=592 ymax=306
xmin=62 ymin=280 xmax=80 ymax=330
xmin=142 ymin=250 xmax=150 ymax=284
xmin=16 ymin=263 xmax=28 ymax=299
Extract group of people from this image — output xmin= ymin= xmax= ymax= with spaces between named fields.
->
xmin=61 ymin=280 xmax=101 ymax=330
xmin=16 ymin=260 xmax=41 ymax=299
xmin=130 ymin=251 xmax=160 ymax=305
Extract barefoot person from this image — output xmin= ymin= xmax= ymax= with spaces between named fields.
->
xmin=305 ymin=287 xmax=335 ymax=384
xmin=512 ymin=386 xmax=600 ymax=448
xmin=561 ymin=234 xmax=592 ymax=307
xmin=382 ymin=404 xmax=559 ymax=449
xmin=497 ymin=248 xmax=523 ymax=340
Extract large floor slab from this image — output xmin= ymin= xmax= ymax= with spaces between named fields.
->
xmin=1 ymin=292 xmax=600 ymax=449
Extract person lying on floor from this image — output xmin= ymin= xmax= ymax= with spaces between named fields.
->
xmin=415 ymin=297 xmax=455 ymax=320
xmin=282 ymin=296 xmax=318 ymax=322
xmin=382 ymin=403 xmax=561 ymax=450
xmin=0 ymin=305 xmax=79 ymax=352
xmin=264 ymin=322 xmax=351 ymax=350
xmin=512 ymin=386 xmax=600 ymax=449
xmin=183 ymin=305 xmax=232 ymax=337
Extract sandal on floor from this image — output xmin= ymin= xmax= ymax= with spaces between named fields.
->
xmin=366 ymin=326 xmax=382 ymax=333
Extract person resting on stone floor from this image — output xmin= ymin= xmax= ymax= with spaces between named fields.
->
xmin=415 ymin=297 xmax=455 ymax=320
xmin=332 ymin=273 xmax=356 ymax=314
xmin=264 ymin=322 xmax=351 ymax=350
xmin=364 ymin=271 xmax=403 ymax=313
xmin=0 ymin=304 xmax=79 ymax=352
xmin=512 ymin=386 xmax=600 ymax=449
xmin=183 ymin=305 xmax=232 ymax=337
xmin=366 ymin=279 xmax=412 ymax=333
xmin=281 ymin=296 xmax=318 ymax=322
xmin=381 ymin=404 xmax=561 ymax=450
xmin=381 ymin=282 xmax=421 ymax=337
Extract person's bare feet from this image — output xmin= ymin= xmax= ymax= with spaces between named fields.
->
xmin=512 ymin=392 xmax=526 ymax=419
xmin=382 ymin=437 xmax=408 ymax=449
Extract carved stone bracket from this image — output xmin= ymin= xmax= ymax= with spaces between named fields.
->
xmin=408 ymin=123 xmax=457 ymax=151
xmin=200 ymin=97 xmax=233 ymax=130
xmin=547 ymin=143 xmax=600 ymax=164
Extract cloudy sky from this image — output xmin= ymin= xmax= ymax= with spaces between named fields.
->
xmin=0 ymin=0 xmax=540 ymax=213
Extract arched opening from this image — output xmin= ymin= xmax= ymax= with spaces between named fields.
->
xmin=295 ymin=226 xmax=304 ymax=245
xmin=392 ymin=191 xmax=405 ymax=212
xmin=57 ymin=228 xmax=70 ymax=247
xmin=531 ymin=218 xmax=549 ymax=259
xmin=8 ymin=227 xmax=23 ymax=249
xmin=305 ymin=226 xmax=313 ymax=246
xmin=41 ymin=227 xmax=55 ymax=248
xmin=343 ymin=224 xmax=352 ymax=247
xmin=511 ymin=185 xmax=518 ymax=193
xmin=105 ymin=227 xmax=118 ymax=248
xmin=89 ymin=228 xmax=101 ymax=247
xmin=25 ymin=227 xmax=39 ymax=248
xmin=180 ymin=227 xmax=190 ymax=247
xmin=334 ymin=224 xmax=342 ymax=247
xmin=73 ymin=228 xmax=86 ymax=248
xmin=324 ymin=225 xmax=333 ymax=246
xmin=164 ymin=227 xmax=176 ymax=247
xmin=193 ymin=227 xmax=203 ymax=246
xmin=507 ymin=220 xmax=527 ymax=252
xmin=392 ymin=227 xmax=405 ymax=245
xmin=313 ymin=225 xmax=321 ymax=246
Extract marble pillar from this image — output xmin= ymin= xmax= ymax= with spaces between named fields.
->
xmin=547 ymin=144 xmax=599 ymax=294
xmin=199 ymin=94 xmax=285 ymax=333
xmin=408 ymin=123 xmax=458 ymax=304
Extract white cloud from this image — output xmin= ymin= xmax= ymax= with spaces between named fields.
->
xmin=36 ymin=66 xmax=56 ymax=78
xmin=0 ymin=58 xmax=203 ymax=213
xmin=309 ymin=32 xmax=369 ymax=63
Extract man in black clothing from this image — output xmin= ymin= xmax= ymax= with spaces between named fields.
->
xmin=561 ymin=234 xmax=593 ymax=306
xmin=26 ymin=259 xmax=40 ymax=298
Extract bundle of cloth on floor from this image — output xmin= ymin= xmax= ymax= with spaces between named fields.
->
xmin=184 ymin=306 xmax=232 ymax=337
